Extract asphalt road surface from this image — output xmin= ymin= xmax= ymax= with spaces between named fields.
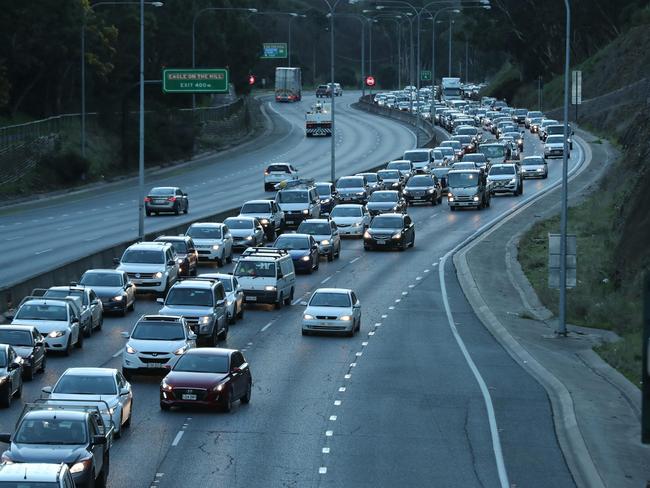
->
xmin=0 ymin=109 xmax=585 ymax=488
xmin=0 ymin=91 xmax=416 ymax=288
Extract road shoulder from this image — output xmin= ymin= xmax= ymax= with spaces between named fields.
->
xmin=454 ymin=131 xmax=650 ymax=488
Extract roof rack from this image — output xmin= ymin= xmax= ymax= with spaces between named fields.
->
xmin=274 ymin=178 xmax=315 ymax=191
xmin=17 ymin=295 xmax=80 ymax=309
xmin=19 ymin=399 xmax=115 ymax=431
xmin=241 ymin=247 xmax=288 ymax=257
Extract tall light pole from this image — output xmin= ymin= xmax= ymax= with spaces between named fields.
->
xmin=370 ymin=14 xmax=403 ymax=89
xmin=322 ymin=0 xmax=342 ymax=182
xmin=558 ymin=0 xmax=571 ymax=336
xmin=333 ymin=14 xmax=366 ymax=96
xmin=81 ymin=1 xmax=163 ymax=159
xmin=192 ymin=7 xmax=258 ymax=110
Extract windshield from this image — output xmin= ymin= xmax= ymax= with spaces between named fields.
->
xmin=481 ymin=145 xmax=506 ymax=158
xmin=131 ymin=323 xmax=185 ymax=341
xmin=523 ymin=157 xmax=544 ymax=167
xmin=15 ymin=304 xmax=67 ymax=321
xmin=241 ymin=203 xmax=270 ymax=214
xmin=377 ymin=170 xmax=399 ymax=180
xmin=54 ymin=375 xmax=117 ymax=395
xmin=161 ymin=241 xmax=187 ymax=254
xmin=387 ymin=162 xmax=410 ymax=171
xmin=278 ymin=190 xmax=308 ymax=203
xmin=234 ymin=261 xmax=276 ymax=278
xmin=489 ymin=166 xmax=516 ymax=176
xmin=0 ymin=350 xmax=6 ymax=368
xmin=80 ymin=272 xmax=122 ymax=287
xmin=15 ymin=418 xmax=87 ymax=445
xmin=174 ymin=353 xmax=229 ymax=373
xmin=433 ymin=150 xmax=444 ymax=160
xmin=447 ymin=172 xmax=479 ymax=188
xmin=297 ymin=222 xmax=330 ymax=235
xmin=315 ymin=184 xmax=332 ymax=197
xmin=441 ymin=141 xmax=460 ymax=149
xmin=369 ymin=192 xmax=398 ymax=203
xmin=330 ymin=206 xmax=362 ymax=217
xmin=309 ymin=292 xmax=351 ymax=307
xmin=438 ymin=147 xmax=455 ymax=157
xmin=457 ymin=128 xmax=476 ymax=136
xmin=403 ymin=151 xmax=429 ymax=162
xmin=463 ymin=154 xmax=487 ymax=163
xmin=121 ymin=249 xmax=164 ymax=264
xmin=224 ymin=218 xmax=253 ymax=230
xmin=274 ymin=236 xmax=311 ymax=250
xmin=149 ymin=187 xmax=175 ymax=196
xmin=407 ymin=176 xmax=433 ymax=187
xmin=186 ymin=226 xmax=222 ymax=240
xmin=547 ymin=135 xmax=565 ymax=144
xmin=165 ymin=288 xmax=213 ymax=307
xmin=547 ymin=125 xmax=568 ymax=135
xmin=0 ymin=330 xmax=32 ymax=346
xmin=371 ymin=217 xmax=403 ymax=229
xmin=337 ymin=178 xmax=363 ymax=189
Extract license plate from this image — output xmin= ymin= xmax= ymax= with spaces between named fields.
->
xmin=182 ymin=394 xmax=197 ymax=401
xmin=146 ymin=362 xmax=163 ymax=368
xmin=246 ymin=296 xmax=257 ymax=302
xmin=154 ymin=199 xmax=166 ymax=204
xmin=376 ymin=240 xmax=387 ymax=245
xmin=286 ymin=220 xmax=295 ymax=225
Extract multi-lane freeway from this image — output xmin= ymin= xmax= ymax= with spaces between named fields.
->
xmin=0 ymin=92 xmax=585 ymax=487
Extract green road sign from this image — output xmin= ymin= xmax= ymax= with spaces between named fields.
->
xmin=162 ymin=69 xmax=229 ymax=93
xmin=421 ymin=70 xmax=432 ymax=81
xmin=261 ymin=43 xmax=288 ymax=59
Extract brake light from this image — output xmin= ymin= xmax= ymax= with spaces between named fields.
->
xmin=167 ymin=196 xmax=177 ymax=202
xmin=144 ymin=197 xmax=151 ymax=202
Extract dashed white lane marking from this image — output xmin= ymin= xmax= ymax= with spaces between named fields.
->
xmin=381 ymin=314 xmax=387 ymax=319
xmin=344 ymin=374 xmax=352 ymax=379
xmin=319 ymin=467 xmax=328 ymax=474
xmin=322 ymin=447 xmax=330 ymax=454
xmin=321 ymin=276 xmax=332 ymax=284
xmin=361 ymin=342 xmax=368 ymax=346
xmin=171 ymin=431 xmax=184 ymax=446
xmin=355 ymin=351 xmax=363 ymax=357
xmin=291 ymin=298 xmax=303 ymax=306
xmin=424 ymin=269 xmax=430 ymax=273
xmin=112 ymin=348 xmax=124 ymax=358
xmin=334 ymin=400 xmax=342 ymax=406
xmin=415 ymin=276 xmax=422 ymax=281
xmin=349 ymin=257 xmax=360 ymax=264
xmin=408 ymin=284 xmax=415 ymax=288
xmin=374 ymin=322 xmax=381 ymax=327
xmin=34 ymin=248 xmax=52 ymax=255
xmin=261 ymin=321 xmax=274 ymax=332
xmin=395 ymin=299 xmax=401 ymax=303
xmin=338 ymin=387 xmax=346 ymax=392
xmin=329 ymin=415 xmax=337 ymax=421
xmin=368 ymin=331 xmax=375 ymax=336
xmin=388 ymin=306 xmax=395 ymax=310
xmin=402 ymin=291 xmax=408 ymax=295
xmin=5 ymin=235 xmax=22 ymax=241
xmin=247 ymin=342 xmax=253 ymax=346
xmin=433 ymin=262 xmax=439 ymax=266
xmin=325 ymin=430 xmax=333 ymax=437
xmin=349 ymin=363 xmax=356 ymax=368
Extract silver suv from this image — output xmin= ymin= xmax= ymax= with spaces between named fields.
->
xmin=158 ymin=279 xmax=228 ymax=346
xmin=114 ymin=242 xmax=180 ymax=296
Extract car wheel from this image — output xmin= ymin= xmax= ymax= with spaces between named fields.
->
xmin=128 ymin=298 xmax=135 ymax=312
xmin=183 ymin=203 xmax=189 ymax=214
xmin=335 ymin=243 xmax=341 ymax=258
xmin=64 ymin=337 xmax=72 ymax=356
xmin=160 ymin=402 xmax=170 ymax=411
xmin=275 ymin=293 xmax=284 ymax=309
xmin=146 ymin=210 xmax=152 ymax=217
xmin=216 ymin=255 xmax=224 ymax=267
xmin=39 ymin=354 xmax=47 ymax=373
xmin=223 ymin=387 xmax=234 ymax=413
xmin=302 ymin=329 xmax=311 ymax=336
xmin=119 ymin=305 xmax=127 ymax=317
xmin=237 ymin=303 xmax=244 ymax=320
xmin=284 ymin=288 xmax=293 ymax=306
xmin=220 ymin=321 xmax=229 ymax=340
xmin=450 ymin=206 xmax=456 ymax=211
xmin=96 ymin=315 xmax=103 ymax=331
xmin=15 ymin=381 xmax=22 ymax=398
xmin=84 ymin=322 xmax=92 ymax=338
xmin=76 ymin=332 xmax=84 ymax=349
xmin=210 ymin=328 xmax=219 ymax=347
xmin=241 ymin=381 xmax=252 ymax=404
xmin=409 ymin=234 xmax=415 ymax=248
xmin=228 ymin=312 xmax=236 ymax=325
xmin=314 ymin=258 xmax=320 ymax=270
xmin=364 ymin=245 xmax=371 ymax=251
xmin=23 ymin=366 xmax=34 ymax=382
xmin=437 ymin=194 xmax=443 ymax=204
xmin=174 ymin=204 xmax=180 ymax=216
xmin=123 ymin=404 xmax=132 ymax=428
xmin=327 ymin=250 xmax=334 ymax=262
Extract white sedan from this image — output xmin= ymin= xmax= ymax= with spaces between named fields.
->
xmin=329 ymin=204 xmax=370 ymax=237
xmin=302 ymin=288 xmax=361 ymax=336
xmin=42 ymin=367 xmax=133 ymax=438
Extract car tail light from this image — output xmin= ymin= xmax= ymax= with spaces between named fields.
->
xmin=144 ymin=197 xmax=151 ymax=202
xmin=167 ymin=197 xmax=177 ymax=202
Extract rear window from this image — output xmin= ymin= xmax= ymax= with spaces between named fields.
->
xmin=224 ymin=218 xmax=254 ymax=230
xmin=241 ymin=203 xmax=271 ymax=214
xmin=403 ymin=151 xmax=429 ymax=162
xmin=267 ymin=165 xmax=290 ymax=173
xmin=337 ymin=177 xmax=364 ymax=188
xmin=149 ymin=187 xmax=175 ymax=196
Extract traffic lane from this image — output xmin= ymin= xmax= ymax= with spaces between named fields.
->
xmin=441 ymin=258 xmax=575 ymax=487
xmin=1 ymin=93 xmax=415 ymax=285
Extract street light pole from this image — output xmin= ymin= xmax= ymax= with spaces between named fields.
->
xmin=448 ymin=16 xmax=452 ymax=76
xmin=138 ymin=0 xmax=145 ymax=241
xmin=558 ymin=0 xmax=571 ymax=336
xmin=322 ymin=0 xmax=341 ymax=182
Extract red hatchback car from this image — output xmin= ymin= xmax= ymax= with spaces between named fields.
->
xmin=160 ymin=348 xmax=252 ymax=412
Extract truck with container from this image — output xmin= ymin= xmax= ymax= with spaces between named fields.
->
xmin=305 ymin=102 xmax=332 ymax=137
xmin=441 ymin=77 xmax=462 ymax=101
xmin=275 ymin=67 xmax=302 ymax=102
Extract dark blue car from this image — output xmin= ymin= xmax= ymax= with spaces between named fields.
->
xmin=272 ymin=234 xmax=320 ymax=274
xmin=315 ymin=182 xmax=338 ymax=215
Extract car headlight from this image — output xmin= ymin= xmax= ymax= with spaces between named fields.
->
xmin=177 ymin=258 xmax=184 ymax=264
xmin=302 ymin=209 xmax=309 ymax=215
xmin=322 ymin=198 xmax=331 ymax=204
xmin=339 ymin=315 xmax=353 ymax=321
xmin=154 ymin=271 xmax=163 ymax=279
xmin=1 ymin=453 xmax=14 ymax=464
xmin=265 ymin=285 xmax=277 ymax=291
xmin=473 ymin=196 xmax=480 ymax=202
xmin=212 ymin=381 xmax=227 ymax=392
xmin=70 ymin=459 xmax=92 ymax=474
xmin=403 ymin=189 xmax=410 ymax=194
xmin=363 ymin=230 xmax=371 ymax=239
xmin=321 ymin=239 xmax=330 ymax=246
xmin=245 ymin=235 xmax=254 ymax=241
xmin=112 ymin=295 xmax=124 ymax=302
xmin=352 ymin=222 xmax=361 ymax=227
xmin=48 ymin=330 xmax=66 ymax=338
xmin=301 ymin=255 xmax=311 ymax=262
xmin=173 ymin=345 xmax=188 ymax=355
xmin=100 ymin=406 xmax=115 ymax=416
xmin=427 ymin=188 xmax=435 ymax=193
xmin=212 ymin=244 xmax=220 ymax=250
xmin=391 ymin=182 xmax=399 ymax=187
xmin=259 ymin=218 xmax=269 ymax=225
xmin=161 ymin=380 xmax=173 ymax=392
xmin=356 ymin=192 xmax=365 ymax=196
xmin=392 ymin=232 xmax=402 ymax=240
xmin=303 ymin=314 xmax=315 ymax=320
xmin=509 ymin=178 xmax=517 ymax=184
xmin=126 ymin=344 xmax=137 ymax=354
xmin=198 ymin=316 xmax=211 ymax=325
xmin=0 ymin=376 xmax=7 ymax=385
xmin=448 ymin=195 xmax=455 ymax=202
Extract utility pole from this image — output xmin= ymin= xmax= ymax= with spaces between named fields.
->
xmin=448 ymin=16 xmax=452 ymax=77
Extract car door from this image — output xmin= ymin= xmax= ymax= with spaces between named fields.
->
xmin=214 ymin=284 xmax=226 ymax=333
xmin=32 ymin=330 xmax=45 ymax=369
xmin=229 ymin=352 xmax=246 ymax=398
xmin=116 ymin=371 xmax=132 ymax=422
xmin=7 ymin=348 xmax=20 ymax=394
xmin=88 ymin=290 xmax=102 ymax=326
xmin=122 ymin=272 xmax=135 ymax=306
xmin=222 ymin=226 xmax=233 ymax=256
xmin=330 ymin=221 xmax=340 ymax=251
xmin=404 ymin=215 xmax=414 ymax=241
xmin=350 ymin=292 xmax=361 ymax=323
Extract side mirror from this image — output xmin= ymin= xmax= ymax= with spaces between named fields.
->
xmin=120 ymin=331 xmax=130 ymax=339
xmin=188 ymin=332 xmax=197 ymax=341
xmin=167 ymin=259 xmax=175 ymax=266
xmin=119 ymin=387 xmax=130 ymax=396
xmin=112 ymin=258 xmax=120 ymax=266
xmin=3 ymin=310 xmax=15 ymax=321
xmin=277 ymin=273 xmax=284 ymax=279
xmin=42 ymin=386 xmax=53 ymax=395
xmin=231 ymin=367 xmax=241 ymax=374
xmin=156 ymin=298 xmax=164 ymax=304
xmin=8 ymin=362 xmax=20 ymax=372
xmin=0 ymin=433 xmax=11 ymax=443
xmin=72 ymin=318 xmax=79 ymax=324
xmin=92 ymin=435 xmax=107 ymax=446
xmin=125 ymin=283 xmax=133 ymax=289
xmin=216 ymin=299 xmax=226 ymax=307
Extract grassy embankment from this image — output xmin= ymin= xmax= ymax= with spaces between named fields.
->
xmin=487 ymin=23 xmax=650 ymax=385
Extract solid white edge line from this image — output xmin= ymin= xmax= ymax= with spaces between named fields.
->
xmin=261 ymin=321 xmax=273 ymax=332
xmin=171 ymin=430 xmax=184 ymax=447
xmin=436 ymin=136 xmax=588 ymax=488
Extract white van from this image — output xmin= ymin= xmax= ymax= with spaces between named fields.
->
xmin=233 ymin=248 xmax=296 ymax=309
